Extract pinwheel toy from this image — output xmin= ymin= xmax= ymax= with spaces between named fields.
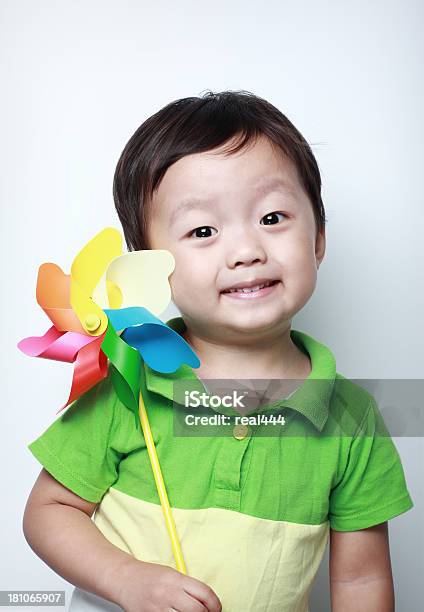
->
xmin=18 ymin=227 xmax=201 ymax=574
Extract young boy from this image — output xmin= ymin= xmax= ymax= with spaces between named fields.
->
xmin=23 ymin=90 xmax=413 ymax=612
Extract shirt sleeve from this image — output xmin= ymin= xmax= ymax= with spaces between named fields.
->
xmin=27 ymin=375 xmax=123 ymax=503
xmin=329 ymin=395 xmax=414 ymax=531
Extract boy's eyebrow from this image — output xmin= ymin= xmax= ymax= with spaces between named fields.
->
xmin=169 ymin=176 xmax=296 ymax=226
xmin=169 ymin=198 xmax=212 ymax=226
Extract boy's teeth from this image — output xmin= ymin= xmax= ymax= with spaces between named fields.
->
xmin=228 ymin=281 xmax=273 ymax=293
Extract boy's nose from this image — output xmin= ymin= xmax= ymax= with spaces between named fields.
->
xmin=226 ymin=239 xmax=267 ymax=268
xmin=233 ymin=255 xmax=263 ymax=267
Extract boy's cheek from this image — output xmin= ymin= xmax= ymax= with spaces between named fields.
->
xmin=167 ymin=274 xmax=200 ymax=308
xmin=283 ymin=242 xmax=318 ymax=270
xmin=171 ymin=256 xmax=214 ymax=288
xmin=291 ymin=268 xmax=318 ymax=307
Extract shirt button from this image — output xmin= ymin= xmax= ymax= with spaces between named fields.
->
xmin=233 ymin=424 xmax=250 ymax=440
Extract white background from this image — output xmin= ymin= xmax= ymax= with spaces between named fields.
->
xmin=1 ymin=1 xmax=422 ymax=610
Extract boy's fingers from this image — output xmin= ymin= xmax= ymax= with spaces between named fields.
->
xmin=182 ymin=582 xmax=222 ymax=612
xmin=173 ymin=590 xmax=209 ymax=611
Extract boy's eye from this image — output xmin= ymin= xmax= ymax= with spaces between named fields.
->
xmin=189 ymin=226 xmax=218 ymax=239
xmin=260 ymin=211 xmax=287 ymax=225
xmin=188 ymin=212 xmax=287 ymax=239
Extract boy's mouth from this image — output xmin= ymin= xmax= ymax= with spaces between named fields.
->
xmin=221 ymin=279 xmax=280 ymax=299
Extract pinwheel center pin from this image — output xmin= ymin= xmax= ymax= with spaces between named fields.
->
xmin=84 ymin=314 xmax=101 ymax=332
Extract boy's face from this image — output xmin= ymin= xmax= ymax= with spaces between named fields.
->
xmin=147 ymin=135 xmax=325 ymax=342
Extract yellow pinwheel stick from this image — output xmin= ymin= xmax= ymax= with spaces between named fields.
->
xmin=138 ymin=390 xmax=187 ymax=574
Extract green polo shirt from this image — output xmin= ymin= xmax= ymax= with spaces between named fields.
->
xmin=27 ymin=317 xmax=413 ymax=612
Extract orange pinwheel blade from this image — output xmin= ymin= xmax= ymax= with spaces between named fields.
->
xmin=36 ymin=263 xmax=86 ymax=333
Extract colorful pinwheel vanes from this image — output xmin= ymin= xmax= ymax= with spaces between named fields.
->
xmin=17 ymin=228 xmax=200 ymax=431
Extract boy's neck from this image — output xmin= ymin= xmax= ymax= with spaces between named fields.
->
xmin=181 ymin=321 xmax=312 ymax=382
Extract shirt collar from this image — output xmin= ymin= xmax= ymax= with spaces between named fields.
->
xmin=143 ymin=316 xmax=337 ymax=432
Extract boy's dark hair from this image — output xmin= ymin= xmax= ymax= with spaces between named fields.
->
xmin=113 ymin=90 xmax=326 ymax=251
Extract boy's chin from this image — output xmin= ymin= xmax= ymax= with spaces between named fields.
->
xmin=216 ymin=313 xmax=291 ymax=333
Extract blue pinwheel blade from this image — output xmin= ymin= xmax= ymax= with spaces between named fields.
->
xmin=104 ymin=306 xmax=158 ymax=330
xmin=104 ymin=307 xmax=200 ymax=373
xmin=123 ymin=323 xmax=200 ymax=373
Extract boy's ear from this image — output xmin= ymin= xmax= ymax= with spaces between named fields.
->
xmin=315 ymin=227 xmax=326 ymax=269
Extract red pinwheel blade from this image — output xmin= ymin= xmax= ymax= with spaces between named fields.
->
xmin=57 ymin=334 xmax=108 ymax=413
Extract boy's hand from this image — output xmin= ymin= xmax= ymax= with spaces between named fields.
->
xmin=112 ymin=558 xmax=222 ymax=612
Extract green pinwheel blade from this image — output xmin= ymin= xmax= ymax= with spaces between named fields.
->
xmin=101 ymin=323 xmax=141 ymax=431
